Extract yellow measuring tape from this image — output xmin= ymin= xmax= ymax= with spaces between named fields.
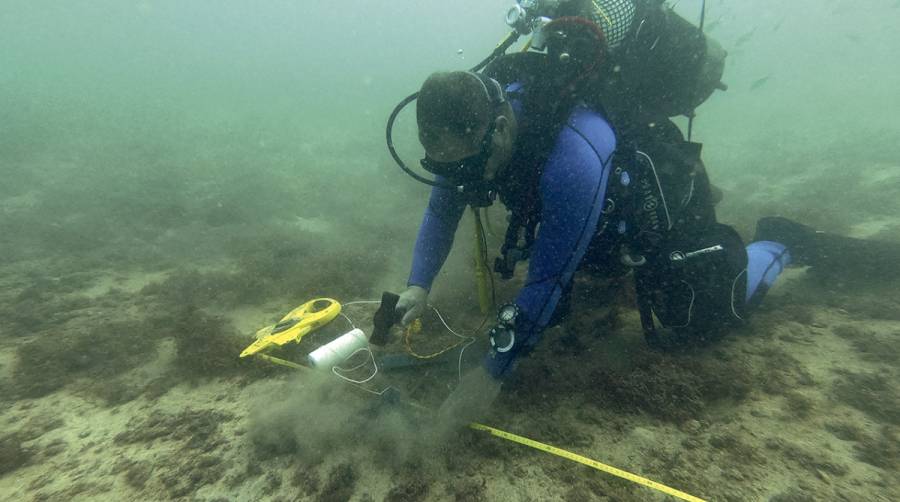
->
xmin=468 ymin=423 xmax=707 ymax=502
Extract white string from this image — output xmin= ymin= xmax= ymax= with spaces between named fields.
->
xmin=342 ymin=300 xmax=382 ymax=306
xmin=339 ymin=300 xmax=380 ymax=331
xmin=335 ymin=299 xmax=476 ymax=384
xmin=456 ymin=337 xmax=477 ymax=383
xmin=655 ymin=280 xmax=695 ymax=329
xmin=427 ymin=304 xmax=477 ymax=382
xmin=336 ymin=348 xmax=373 ymax=373
xmin=331 ymin=347 xmax=379 ymax=384
xmin=353 ymin=384 xmax=397 ymax=397
xmin=428 ymin=304 xmax=472 ymax=341
xmin=338 ymin=313 xmax=356 ymax=330
xmin=731 ymin=269 xmax=747 ymax=321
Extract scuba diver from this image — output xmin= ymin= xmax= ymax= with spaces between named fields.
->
xmin=384 ymin=5 xmax=899 ymax=420
xmin=394 ymin=63 xmax=787 ymax=384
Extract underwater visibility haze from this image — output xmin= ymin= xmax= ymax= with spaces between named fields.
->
xmin=1 ymin=0 xmax=899 ymax=500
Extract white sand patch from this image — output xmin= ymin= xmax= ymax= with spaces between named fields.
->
xmin=287 ymin=216 xmax=332 ymax=234
xmin=849 ymin=217 xmax=900 ymax=239
xmin=0 ymin=191 xmax=40 ymax=213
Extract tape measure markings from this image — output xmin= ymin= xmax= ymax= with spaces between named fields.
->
xmin=469 ymin=423 xmax=707 ymax=502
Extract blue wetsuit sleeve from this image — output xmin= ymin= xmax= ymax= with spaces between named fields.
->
xmin=407 ymin=180 xmax=467 ymax=290
xmin=486 ymin=115 xmax=615 ymax=377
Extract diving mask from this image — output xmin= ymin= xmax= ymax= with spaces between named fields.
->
xmin=419 ymin=121 xmax=496 ymax=185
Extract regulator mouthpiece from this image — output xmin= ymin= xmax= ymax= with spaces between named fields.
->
xmin=506 ymin=1 xmax=565 ymax=49
xmin=506 ymin=4 xmax=531 ymax=34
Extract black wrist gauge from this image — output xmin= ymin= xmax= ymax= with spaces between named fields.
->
xmin=490 ymin=303 xmax=520 ymax=353
xmin=489 ymin=325 xmax=515 ymax=353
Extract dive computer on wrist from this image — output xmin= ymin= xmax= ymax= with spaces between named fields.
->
xmin=489 ymin=303 xmax=520 ymax=353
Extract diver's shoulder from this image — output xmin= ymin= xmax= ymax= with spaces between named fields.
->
xmin=567 ymin=103 xmax=612 ymax=131
xmin=563 ymin=104 xmax=616 ymax=153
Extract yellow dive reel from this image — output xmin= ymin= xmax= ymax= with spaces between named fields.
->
xmin=239 ymin=298 xmax=344 ymax=369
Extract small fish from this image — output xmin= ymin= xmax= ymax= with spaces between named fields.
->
xmin=705 ymin=15 xmax=724 ymax=33
xmin=734 ymin=29 xmax=756 ymax=48
xmin=749 ymin=75 xmax=771 ymax=91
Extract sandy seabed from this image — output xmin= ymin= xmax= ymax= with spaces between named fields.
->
xmin=1 ymin=141 xmax=898 ymax=501
xmin=0 ymin=255 xmax=898 ymax=502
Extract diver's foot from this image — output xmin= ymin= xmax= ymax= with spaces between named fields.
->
xmin=753 ymin=216 xmax=818 ymax=266
xmin=709 ymin=183 xmax=724 ymax=205
xmin=754 ymin=216 xmax=900 ymax=281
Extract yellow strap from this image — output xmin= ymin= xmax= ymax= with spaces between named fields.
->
xmin=468 ymin=423 xmax=707 ymax=502
xmin=591 ymin=0 xmax=613 ymax=28
xmin=472 ymin=207 xmax=493 ymax=315
xmin=403 ymin=319 xmax=465 ymax=360
xmin=255 ymin=354 xmax=306 ymax=370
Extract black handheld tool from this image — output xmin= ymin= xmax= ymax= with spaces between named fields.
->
xmin=370 ymin=291 xmax=400 ymax=346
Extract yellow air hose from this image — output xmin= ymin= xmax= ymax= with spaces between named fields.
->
xmin=472 ymin=207 xmax=494 ymax=315
xmin=403 ymin=318 xmax=466 ymax=359
xmin=590 ymin=0 xmax=613 ymax=28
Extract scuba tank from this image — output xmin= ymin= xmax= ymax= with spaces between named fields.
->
xmin=386 ymin=0 xmax=725 ymax=192
xmin=598 ymin=0 xmax=727 ymax=123
xmin=504 ymin=0 xmax=727 ymax=125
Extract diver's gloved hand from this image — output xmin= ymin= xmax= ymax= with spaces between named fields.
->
xmin=395 ymin=285 xmax=428 ymax=326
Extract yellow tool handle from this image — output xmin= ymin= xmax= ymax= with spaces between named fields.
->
xmin=468 ymin=423 xmax=707 ymax=502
